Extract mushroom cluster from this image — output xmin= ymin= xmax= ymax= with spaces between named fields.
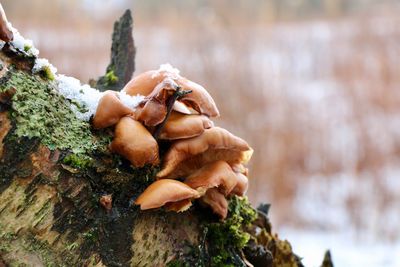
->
xmin=93 ymin=65 xmax=253 ymax=219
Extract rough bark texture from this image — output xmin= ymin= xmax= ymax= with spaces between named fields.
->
xmin=0 ymin=11 xmax=333 ymax=267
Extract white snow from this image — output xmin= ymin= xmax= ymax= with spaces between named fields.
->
xmin=9 ymin=23 xmax=39 ymax=57
xmin=32 ymin=58 xmax=58 ymax=76
xmin=152 ymin=63 xmax=181 ymax=79
xmin=56 ymin=75 xmax=143 ymax=121
xmin=280 ymin=228 xmax=400 ymax=267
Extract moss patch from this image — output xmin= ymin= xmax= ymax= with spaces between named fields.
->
xmin=0 ymin=69 xmax=97 ymax=153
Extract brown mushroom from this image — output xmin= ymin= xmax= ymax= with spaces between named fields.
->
xmin=92 ymin=91 xmax=134 ymax=129
xmin=134 ymin=77 xmax=179 ymax=126
xmin=110 ymin=116 xmax=159 ymax=167
xmin=200 ymin=188 xmax=228 ymax=219
xmin=0 ymin=4 xmax=13 ymax=42
xmin=158 ymin=111 xmax=213 ymax=140
xmin=157 ymin=127 xmax=253 ymax=179
xmin=123 ymin=68 xmax=219 ymax=118
xmin=99 ymin=194 xmax=112 ymax=212
xmin=135 ymin=179 xmax=200 ymax=210
xmin=184 ymin=160 xmax=237 ymax=196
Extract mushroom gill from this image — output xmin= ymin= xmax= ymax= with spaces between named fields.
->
xmin=135 ymin=179 xmax=200 ymax=210
xmin=184 ymin=160 xmax=237 ymax=196
xmin=157 ymin=127 xmax=253 ymax=179
xmin=158 ymin=111 xmax=213 ymax=140
xmin=110 ymin=116 xmax=159 ymax=167
xmin=200 ymin=188 xmax=228 ymax=219
xmin=92 ymin=91 xmax=134 ymax=129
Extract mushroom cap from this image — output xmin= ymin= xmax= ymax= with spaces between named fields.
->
xmin=157 ymin=127 xmax=253 ymax=179
xmin=134 ymin=77 xmax=179 ymax=126
xmin=177 ymin=77 xmax=219 ymax=117
xmin=172 ymin=101 xmax=199 ymax=115
xmin=92 ymin=91 xmax=134 ymax=129
xmin=135 ymin=179 xmax=200 ymax=210
xmin=200 ymin=188 xmax=228 ymax=219
xmin=123 ymin=68 xmax=219 ymax=118
xmin=230 ymin=173 xmax=249 ymax=197
xmin=164 ymin=199 xmax=193 ymax=212
xmin=159 ymin=111 xmax=213 ymax=140
xmin=0 ymin=4 xmax=13 ymax=42
xmin=110 ymin=116 xmax=159 ymax=167
xmin=99 ymin=194 xmax=112 ymax=211
xmin=122 ymin=70 xmax=166 ymax=96
xmin=184 ymin=160 xmax=237 ymax=196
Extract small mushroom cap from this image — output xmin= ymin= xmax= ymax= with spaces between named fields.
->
xmin=92 ymin=91 xmax=134 ymax=129
xmin=134 ymin=78 xmax=179 ymax=126
xmin=122 ymin=70 xmax=165 ymax=96
xmin=99 ymin=194 xmax=112 ymax=211
xmin=230 ymin=173 xmax=249 ymax=197
xmin=200 ymin=188 xmax=228 ymax=219
xmin=135 ymin=179 xmax=200 ymax=210
xmin=177 ymin=77 xmax=219 ymax=117
xmin=0 ymin=4 xmax=13 ymax=42
xmin=164 ymin=199 xmax=193 ymax=212
xmin=184 ymin=160 xmax=237 ymax=196
xmin=159 ymin=111 xmax=213 ymax=140
xmin=110 ymin=116 xmax=159 ymax=167
xmin=157 ymin=127 xmax=253 ymax=179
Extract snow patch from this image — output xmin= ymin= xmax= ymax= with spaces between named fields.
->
xmin=32 ymin=58 xmax=58 ymax=75
xmin=9 ymin=23 xmax=39 ymax=57
xmin=152 ymin=63 xmax=181 ymax=79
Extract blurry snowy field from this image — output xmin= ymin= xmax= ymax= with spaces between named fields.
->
xmin=3 ymin=0 xmax=400 ymax=266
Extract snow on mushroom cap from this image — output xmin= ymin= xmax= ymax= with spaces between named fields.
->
xmin=135 ymin=179 xmax=200 ymax=210
xmin=56 ymin=75 xmax=143 ymax=121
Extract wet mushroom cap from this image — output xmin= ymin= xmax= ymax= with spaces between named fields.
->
xmin=92 ymin=91 xmax=134 ymax=129
xmin=135 ymin=179 xmax=200 ymax=210
xmin=177 ymin=77 xmax=219 ymax=117
xmin=159 ymin=111 xmax=213 ymax=140
xmin=200 ymin=188 xmax=228 ymax=219
xmin=123 ymin=68 xmax=219 ymax=118
xmin=157 ymin=127 xmax=253 ymax=179
xmin=110 ymin=116 xmax=159 ymax=167
xmin=134 ymin=77 xmax=179 ymax=126
xmin=184 ymin=160 xmax=237 ymax=196
xmin=0 ymin=4 xmax=13 ymax=42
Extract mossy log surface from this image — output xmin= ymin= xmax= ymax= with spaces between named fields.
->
xmin=0 ymin=12 xmax=327 ymax=267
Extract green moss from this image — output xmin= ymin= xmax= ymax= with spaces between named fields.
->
xmin=105 ymin=69 xmax=119 ymax=86
xmin=0 ymin=69 xmax=98 ymax=153
xmin=63 ymin=153 xmax=94 ymax=169
xmin=23 ymin=44 xmax=32 ymax=53
xmin=38 ymin=66 xmax=55 ymax=81
xmin=205 ymin=196 xmax=257 ymax=267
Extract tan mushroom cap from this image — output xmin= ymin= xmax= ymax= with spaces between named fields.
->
xmin=184 ymin=160 xmax=237 ymax=196
xmin=200 ymin=188 xmax=228 ymax=219
xmin=92 ymin=91 xmax=134 ymax=129
xmin=135 ymin=179 xmax=200 ymax=210
xmin=230 ymin=173 xmax=249 ymax=197
xmin=159 ymin=111 xmax=213 ymax=140
xmin=134 ymin=77 xmax=179 ymax=126
xmin=110 ymin=116 xmax=159 ymax=167
xmin=0 ymin=4 xmax=13 ymax=42
xmin=123 ymin=69 xmax=219 ymax=118
xmin=157 ymin=127 xmax=253 ymax=179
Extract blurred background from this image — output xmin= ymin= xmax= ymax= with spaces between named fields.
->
xmin=3 ymin=0 xmax=400 ymax=266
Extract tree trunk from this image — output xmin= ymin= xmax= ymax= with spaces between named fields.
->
xmin=0 ymin=10 xmax=327 ymax=267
